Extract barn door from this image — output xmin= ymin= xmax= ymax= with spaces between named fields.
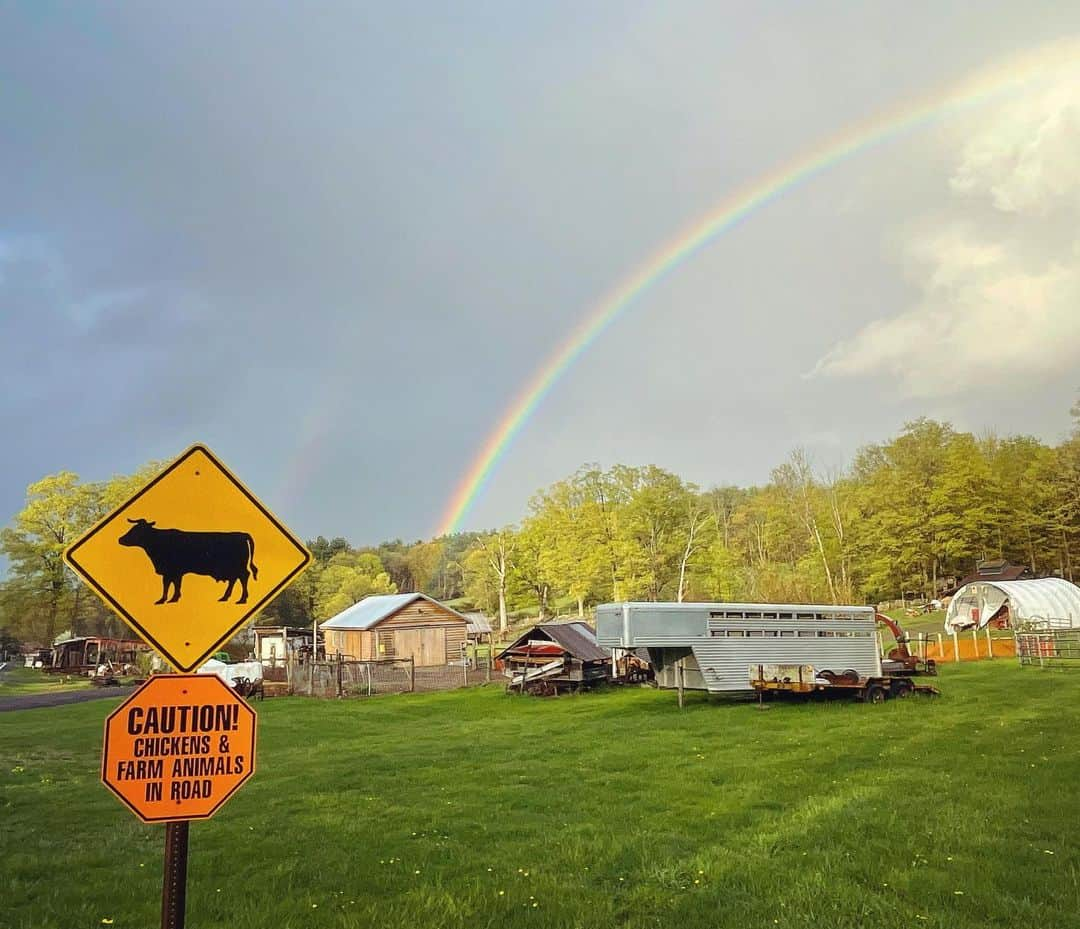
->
xmin=421 ymin=628 xmax=446 ymax=666
xmin=396 ymin=628 xmax=447 ymax=666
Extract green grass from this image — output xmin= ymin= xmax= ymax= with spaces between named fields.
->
xmin=0 ymin=666 xmax=93 ymax=696
xmin=2 ymin=663 xmax=1078 ymax=928
xmin=882 ymin=608 xmax=949 ymax=639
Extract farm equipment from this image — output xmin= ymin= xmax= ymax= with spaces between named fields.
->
xmin=749 ymin=663 xmax=939 ymax=703
xmin=499 ymin=622 xmax=615 ymax=696
xmin=875 ymin=612 xmax=937 ymax=677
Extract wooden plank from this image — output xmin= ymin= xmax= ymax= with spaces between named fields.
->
xmin=377 ymin=600 xmax=469 ymax=630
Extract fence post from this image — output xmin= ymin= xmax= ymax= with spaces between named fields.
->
xmin=336 ymin=654 xmax=343 ymax=697
xmin=409 ymin=656 xmax=415 ymax=693
xmin=310 ymin=655 xmax=315 ymax=696
xmin=952 ymin=629 xmax=960 ymax=663
xmin=971 ymin=628 xmax=980 ymax=659
xmin=677 ymin=659 xmax=685 ymax=710
xmin=985 ymin=626 xmax=993 ymax=659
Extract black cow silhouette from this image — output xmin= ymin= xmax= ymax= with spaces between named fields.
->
xmin=119 ymin=518 xmax=258 ymax=605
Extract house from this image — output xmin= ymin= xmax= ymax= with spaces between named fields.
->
xmin=941 ymin=560 xmax=1034 ymax=597
xmin=321 ymin=593 xmax=469 ymax=667
xmin=497 ymin=621 xmax=612 ymax=693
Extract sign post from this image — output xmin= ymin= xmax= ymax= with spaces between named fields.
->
xmin=101 ymin=673 xmax=258 ymax=927
xmin=64 ymin=444 xmax=310 ymax=927
xmin=162 ymin=822 xmax=189 ymax=929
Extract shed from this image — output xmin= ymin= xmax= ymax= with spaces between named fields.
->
xmin=253 ymin=626 xmax=313 ymax=664
xmin=49 ymin=636 xmax=151 ymax=673
xmin=497 ymin=621 xmax=612 ymax=692
xmin=321 ymin=593 xmax=469 ymax=666
xmin=462 ymin=612 xmax=494 ymax=644
xmin=944 ymin=578 xmax=1080 ymax=633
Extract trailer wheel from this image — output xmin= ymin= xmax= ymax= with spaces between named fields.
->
xmin=893 ymin=680 xmax=914 ymax=699
xmin=841 ymin=669 xmax=860 ymax=684
xmin=866 ymin=686 xmax=887 ymax=704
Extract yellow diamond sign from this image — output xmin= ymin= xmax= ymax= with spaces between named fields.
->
xmin=64 ymin=445 xmax=311 ymax=672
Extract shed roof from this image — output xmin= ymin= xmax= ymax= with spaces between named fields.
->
xmin=499 ymin=621 xmax=608 ymax=662
xmin=463 ymin=612 xmax=493 ymax=635
xmin=320 ymin=593 xmax=469 ymax=631
xmin=945 ymin=578 xmax=1080 ymax=632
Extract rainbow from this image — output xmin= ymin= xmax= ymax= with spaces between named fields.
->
xmin=434 ymin=40 xmax=1077 ymax=537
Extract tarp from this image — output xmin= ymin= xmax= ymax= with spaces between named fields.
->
xmin=944 ymin=578 xmax=1080 ymax=633
xmin=197 ymin=658 xmax=263 ymax=687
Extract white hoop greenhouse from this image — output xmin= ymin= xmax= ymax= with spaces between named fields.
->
xmin=944 ymin=577 xmax=1080 ymax=633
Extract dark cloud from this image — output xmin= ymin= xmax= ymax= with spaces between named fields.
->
xmin=3 ymin=3 xmax=1080 ymax=546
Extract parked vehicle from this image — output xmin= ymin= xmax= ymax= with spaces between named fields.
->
xmin=596 ymin=601 xmax=883 ymax=695
xmin=748 ymin=663 xmax=939 ymax=703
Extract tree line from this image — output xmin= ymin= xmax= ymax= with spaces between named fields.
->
xmin=4 ymin=408 xmax=1080 ymax=645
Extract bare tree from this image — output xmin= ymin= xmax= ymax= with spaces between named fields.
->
xmin=478 ymin=531 xmax=513 ymax=634
xmin=774 ymin=448 xmax=838 ymax=603
xmin=677 ymin=500 xmax=712 ymax=602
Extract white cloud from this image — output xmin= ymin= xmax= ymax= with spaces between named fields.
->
xmin=814 ymin=45 xmax=1080 ymax=396
xmin=951 ymin=79 xmax=1080 ymax=214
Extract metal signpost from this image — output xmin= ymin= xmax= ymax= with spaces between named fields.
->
xmin=64 ymin=444 xmax=311 ymax=928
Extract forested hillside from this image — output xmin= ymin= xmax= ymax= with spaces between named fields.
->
xmin=4 ymin=411 xmax=1080 ymax=645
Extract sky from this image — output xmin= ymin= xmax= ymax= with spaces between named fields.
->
xmin=3 ymin=2 xmax=1080 ymax=549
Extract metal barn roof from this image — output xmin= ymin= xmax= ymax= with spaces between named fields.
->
xmin=320 ymin=593 xmax=469 ymax=631
xmin=541 ymin=622 xmax=608 ymax=661
xmin=945 ymin=578 xmax=1080 ymax=632
xmin=498 ymin=621 xmax=608 ymax=662
xmin=463 ymin=612 xmax=493 ymax=635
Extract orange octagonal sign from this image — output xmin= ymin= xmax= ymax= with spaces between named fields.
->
xmin=65 ymin=444 xmax=311 ymax=671
xmin=102 ymin=674 xmax=257 ymax=823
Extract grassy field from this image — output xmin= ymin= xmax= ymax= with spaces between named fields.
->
xmin=0 ymin=666 xmax=93 ymax=696
xmin=881 ymin=608 xmax=949 ymax=639
xmin=1 ymin=662 xmax=1078 ymax=929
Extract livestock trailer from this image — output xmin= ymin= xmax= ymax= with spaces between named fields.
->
xmin=595 ymin=602 xmax=882 ymax=694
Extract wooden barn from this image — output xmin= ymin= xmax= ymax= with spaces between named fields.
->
xmin=321 ymin=593 xmax=469 ymax=667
